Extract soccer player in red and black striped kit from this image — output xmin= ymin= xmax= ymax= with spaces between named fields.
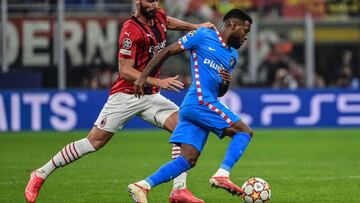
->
xmin=25 ymin=0 xmax=215 ymax=203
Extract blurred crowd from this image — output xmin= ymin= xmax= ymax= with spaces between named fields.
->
xmin=158 ymin=0 xmax=360 ymax=89
xmin=4 ymin=0 xmax=360 ymax=89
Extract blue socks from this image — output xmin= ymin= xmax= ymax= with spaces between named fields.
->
xmin=143 ymin=133 xmax=251 ymax=188
xmin=145 ymin=156 xmax=191 ymax=187
xmin=220 ymin=132 xmax=251 ymax=172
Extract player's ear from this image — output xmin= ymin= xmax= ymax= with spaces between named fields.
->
xmin=230 ymin=21 xmax=237 ymax=31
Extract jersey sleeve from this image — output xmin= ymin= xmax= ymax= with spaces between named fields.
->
xmin=118 ymin=21 xmax=140 ymax=60
xmin=177 ymin=28 xmax=205 ymax=51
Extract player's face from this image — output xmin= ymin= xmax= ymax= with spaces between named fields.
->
xmin=228 ymin=20 xmax=251 ymax=49
xmin=139 ymin=0 xmax=158 ymax=19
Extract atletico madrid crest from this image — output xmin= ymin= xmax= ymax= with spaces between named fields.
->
xmin=230 ymin=56 xmax=235 ymax=67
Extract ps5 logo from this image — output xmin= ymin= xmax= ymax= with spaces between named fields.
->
xmin=261 ymin=93 xmax=360 ymax=126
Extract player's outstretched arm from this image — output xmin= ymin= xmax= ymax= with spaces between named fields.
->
xmin=167 ymin=16 xmax=215 ymax=31
xmin=134 ymin=42 xmax=184 ymax=97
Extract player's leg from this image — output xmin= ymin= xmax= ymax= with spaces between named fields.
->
xmin=187 ymin=101 xmax=252 ymax=196
xmin=164 ymin=111 xmax=204 ymax=202
xmin=128 ymin=114 xmax=208 ymax=203
xmin=163 ymin=112 xmax=189 ymax=191
xmin=139 ymin=94 xmax=204 ymax=202
xmin=25 ymin=92 xmax=141 ymax=203
xmin=209 ymin=120 xmax=252 ymax=195
xmin=39 ymin=127 xmax=113 ymax=178
xmin=216 ymin=120 xmax=253 ymax=176
xmin=128 ymin=144 xmax=200 ymax=203
xmin=25 ymin=127 xmax=113 ymax=203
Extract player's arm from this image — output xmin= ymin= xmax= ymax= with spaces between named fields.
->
xmin=166 ymin=16 xmax=215 ymax=31
xmin=134 ymin=42 xmax=184 ymax=97
xmin=118 ymin=59 xmax=159 ymax=86
xmin=117 ymin=22 xmax=160 ymax=86
xmin=218 ymin=69 xmax=232 ymax=97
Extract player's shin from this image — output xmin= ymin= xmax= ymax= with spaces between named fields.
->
xmin=138 ymin=156 xmax=191 ymax=189
xmin=217 ymin=132 xmax=251 ymax=175
xmin=36 ymin=138 xmax=96 ymax=179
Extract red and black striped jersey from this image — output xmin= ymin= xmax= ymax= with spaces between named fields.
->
xmin=110 ymin=9 xmax=167 ymax=95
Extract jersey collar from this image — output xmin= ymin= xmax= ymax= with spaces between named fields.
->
xmin=215 ymin=29 xmax=229 ymax=49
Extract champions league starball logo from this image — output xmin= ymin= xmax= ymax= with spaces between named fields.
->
xmin=187 ymin=30 xmax=196 ymax=37
xmin=122 ymin=38 xmax=132 ymax=49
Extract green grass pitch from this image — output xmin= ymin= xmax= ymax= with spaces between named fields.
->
xmin=1 ymin=129 xmax=360 ymax=202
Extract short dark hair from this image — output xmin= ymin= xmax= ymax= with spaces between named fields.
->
xmin=223 ymin=8 xmax=252 ymax=24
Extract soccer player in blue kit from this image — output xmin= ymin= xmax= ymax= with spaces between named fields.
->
xmin=129 ymin=9 xmax=253 ymax=203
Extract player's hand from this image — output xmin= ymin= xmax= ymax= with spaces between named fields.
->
xmin=158 ymin=75 xmax=184 ymax=92
xmin=134 ymin=77 xmax=146 ymax=98
xmin=219 ymin=69 xmax=232 ymax=83
xmin=195 ymin=22 xmax=215 ymax=30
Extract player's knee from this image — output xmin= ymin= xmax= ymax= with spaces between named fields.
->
xmin=87 ymin=128 xmax=113 ymax=150
xmin=181 ymin=144 xmax=200 ymax=168
xmin=185 ymin=156 xmax=198 ymax=168
xmin=231 ymin=121 xmax=253 ymax=137
xmin=87 ymin=137 xmax=102 ymax=150
xmin=244 ymin=128 xmax=254 ymax=137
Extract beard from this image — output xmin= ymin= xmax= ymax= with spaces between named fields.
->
xmin=228 ymin=35 xmax=241 ymax=49
xmin=140 ymin=2 xmax=156 ymax=19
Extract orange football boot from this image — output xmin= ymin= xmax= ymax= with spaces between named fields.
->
xmin=209 ymin=176 xmax=244 ymax=196
xmin=25 ymin=171 xmax=45 ymax=203
xmin=169 ymin=188 xmax=205 ymax=203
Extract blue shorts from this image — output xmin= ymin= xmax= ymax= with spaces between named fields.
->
xmin=169 ymin=101 xmax=240 ymax=152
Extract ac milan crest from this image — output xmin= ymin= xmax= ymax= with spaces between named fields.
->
xmin=100 ymin=117 xmax=107 ymax=128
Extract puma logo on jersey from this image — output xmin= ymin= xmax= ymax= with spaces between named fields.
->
xmin=161 ymin=24 xmax=167 ymax=32
xmin=124 ymin=32 xmax=130 ymax=37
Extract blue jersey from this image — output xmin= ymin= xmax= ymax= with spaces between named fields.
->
xmin=177 ymin=27 xmax=238 ymax=106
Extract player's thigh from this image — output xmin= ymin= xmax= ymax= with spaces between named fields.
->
xmin=94 ymin=92 xmax=146 ymax=133
xmin=170 ymin=117 xmax=209 ymax=153
xmin=139 ymin=93 xmax=179 ymax=130
xmin=184 ymin=102 xmax=240 ymax=139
